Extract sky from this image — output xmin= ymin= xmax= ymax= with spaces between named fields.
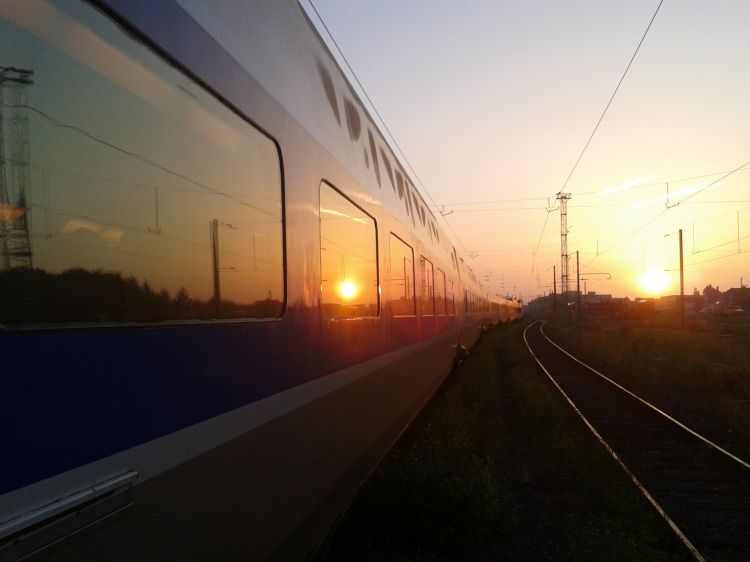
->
xmin=301 ymin=0 xmax=750 ymax=304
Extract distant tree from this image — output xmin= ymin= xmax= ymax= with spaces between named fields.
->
xmin=173 ymin=286 xmax=191 ymax=317
xmin=693 ymin=287 xmax=700 ymax=297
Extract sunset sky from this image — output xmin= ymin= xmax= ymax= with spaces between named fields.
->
xmin=303 ymin=0 xmax=750 ymax=303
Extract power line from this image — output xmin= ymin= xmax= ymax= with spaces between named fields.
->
xmin=583 ymin=155 xmax=750 ymax=267
xmin=305 ymin=1 xmax=484 ymax=271
xmin=676 ymin=159 xmax=750 ymax=206
xmin=447 ymin=206 xmax=547 ymax=213
xmin=434 ymin=165 xmax=750 ymax=209
xmin=305 ymin=3 xmax=429 ymax=200
xmin=575 ymin=166 xmax=750 ymax=197
xmin=433 ymin=196 xmax=549 ymax=206
xmin=585 ymin=207 xmax=669 ymax=267
xmin=3 ymin=102 xmax=277 ymax=218
xmin=666 ymin=236 xmax=749 ymax=271
xmin=561 ymin=0 xmax=664 ymax=195
xmin=532 ymin=210 xmax=553 ymax=267
xmin=31 ymin=163 xmax=279 ymax=200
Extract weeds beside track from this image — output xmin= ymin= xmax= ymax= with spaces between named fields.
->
xmin=525 ymin=321 xmax=750 ymax=561
xmin=319 ymin=323 xmax=691 ymax=561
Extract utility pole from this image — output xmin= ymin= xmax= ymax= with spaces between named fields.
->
xmin=552 ymin=264 xmax=557 ymax=312
xmin=679 ymin=228 xmax=684 ymax=329
xmin=576 ymin=250 xmax=581 ymax=316
xmin=210 ymin=218 xmax=221 ymax=316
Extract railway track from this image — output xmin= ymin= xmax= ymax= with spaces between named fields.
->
xmin=523 ymin=321 xmax=750 ymax=562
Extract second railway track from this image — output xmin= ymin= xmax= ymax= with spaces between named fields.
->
xmin=524 ymin=321 xmax=750 ymax=562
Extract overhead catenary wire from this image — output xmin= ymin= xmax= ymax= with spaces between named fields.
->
xmin=433 ymin=196 xmax=550 ymax=207
xmin=306 ymin=1 xmax=411 ymax=182
xmin=432 ymin=198 xmax=750 ymax=215
xmin=306 ymin=2 xmax=744 ymax=294
xmin=584 ymin=208 xmax=669 ymax=268
xmin=434 ymin=165 xmax=750 ymax=210
xmin=574 ymin=165 xmax=750 ymax=198
xmin=532 ymin=209 xmax=554 ymax=271
xmin=529 ymin=0 xmax=663 ymax=276
xmin=585 ymin=157 xmax=750 ymax=268
xmin=676 ymin=159 xmax=750 ymax=206
xmin=660 ymin=233 xmax=750 ymax=272
xmin=3 ymin=102 xmax=276 ymax=218
xmin=560 ymin=0 xmax=664 ymax=196
xmin=305 ymin=0 xmax=488 ymax=274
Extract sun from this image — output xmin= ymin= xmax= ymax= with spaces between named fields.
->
xmin=337 ymin=279 xmax=359 ymax=301
xmin=639 ymin=268 xmax=669 ymax=294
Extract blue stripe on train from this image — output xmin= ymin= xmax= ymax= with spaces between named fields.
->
xmin=0 ymin=319 xmax=318 ymax=495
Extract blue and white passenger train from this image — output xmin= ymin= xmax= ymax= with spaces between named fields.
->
xmin=0 ymin=1 xmax=523 ymax=559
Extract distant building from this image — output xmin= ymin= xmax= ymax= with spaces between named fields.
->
xmin=582 ymin=296 xmax=628 ymax=318
xmin=723 ymin=287 xmax=750 ymax=312
xmin=584 ymin=291 xmax=612 ymax=304
xmin=656 ymin=294 xmax=702 ymax=312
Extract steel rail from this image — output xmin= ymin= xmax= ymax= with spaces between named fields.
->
xmin=522 ymin=321 xmax=705 ymax=562
xmin=539 ymin=323 xmax=750 ymax=472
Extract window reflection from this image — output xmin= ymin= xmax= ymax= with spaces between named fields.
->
xmin=389 ymin=234 xmax=415 ymax=317
xmin=420 ymin=255 xmax=434 ymax=316
xmin=447 ymin=279 xmax=455 ymax=316
xmin=0 ymin=0 xmax=284 ymax=326
xmin=320 ymin=183 xmax=378 ymax=319
xmin=435 ymin=267 xmax=446 ymax=316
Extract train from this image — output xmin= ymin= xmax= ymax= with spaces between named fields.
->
xmin=0 ymin=1 xmax=522 ymax=560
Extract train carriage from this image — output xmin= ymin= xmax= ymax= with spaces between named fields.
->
xmin=0 ymin=1 xmax=518 ymax=559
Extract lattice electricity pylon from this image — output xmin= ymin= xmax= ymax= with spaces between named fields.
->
xmin=0 ymin=67 xmax=34 ymax=270
xmin=0 ymin=85 xmax=8 ymax=268
xmin=556 ymin=192 xmax=571 ymax=298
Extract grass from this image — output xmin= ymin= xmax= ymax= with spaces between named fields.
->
xmin=545 ymin=319 xmax=750 ymax=460
xmin=318 ymin=323 xmax=692 ymax=561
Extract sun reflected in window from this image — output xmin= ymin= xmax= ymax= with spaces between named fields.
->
xmin=337 ymin=279 xmax=359 ymax=301
xmin=320 ymin=183 xmax=378 ymax=319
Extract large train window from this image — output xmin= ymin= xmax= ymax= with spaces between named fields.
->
xmin=320 ymin=183 xmax=378 ymax=319
xmin=0 ymin=1 xmax=284 ymax=327
xmin=389 ymin=234 xmax=415 ymax=316
xmin=435 ymin=268 xmax=446 ymax=316
xmin=420 ymin=255 xmax=434 ymax=316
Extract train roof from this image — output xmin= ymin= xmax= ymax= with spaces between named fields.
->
xmin=176 ymin=0 xmax=475 ymax=283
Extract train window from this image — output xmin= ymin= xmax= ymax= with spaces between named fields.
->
xmin=447 ymin=279 xmax=455 ymax=316
xmin=320 ymin=183 xmax=378 ymax=319
xmin=420 ymin=255 xmax=434 ymax=316
xmin=466 ymin=291 xmax=478 ymax=314
xmin=435 ymin=268 xmax=446 ymax=316
xmin=389 ymin=234 xmax=415 ymax=316
xmin=0 ymin=1 xmax=284 ymax=327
